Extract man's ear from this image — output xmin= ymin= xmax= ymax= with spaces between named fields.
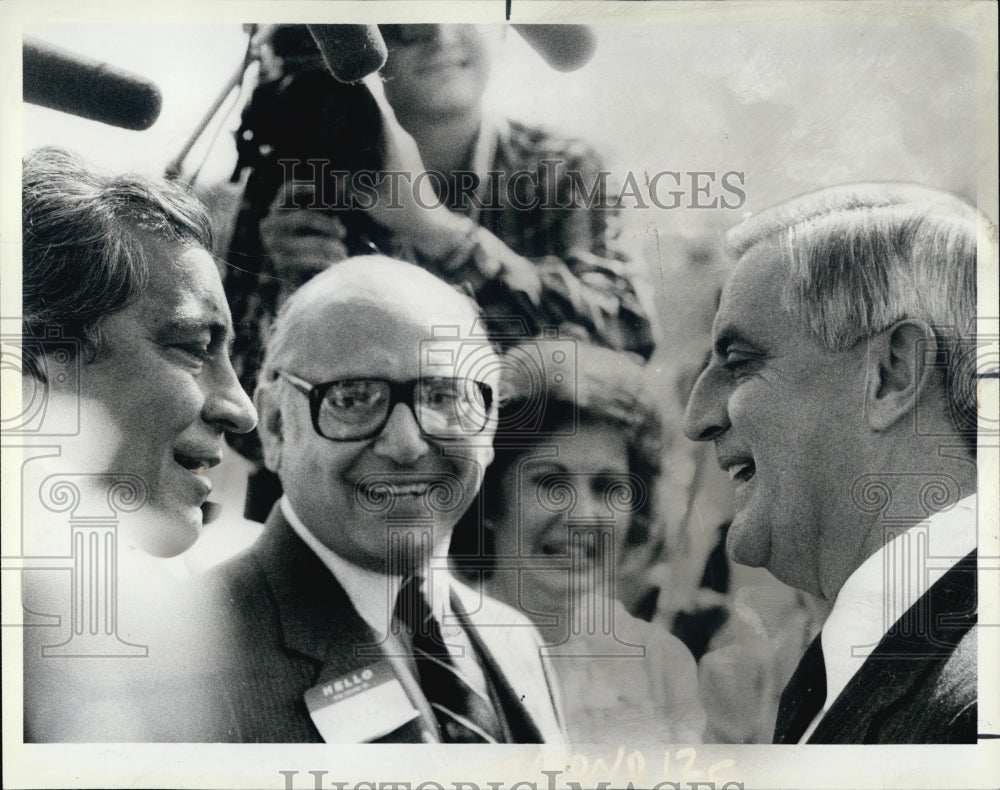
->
xmin=866 ymin=319 xmax=938 ymax=431
xmin=254 ymin=385 xmax=284 ymax=473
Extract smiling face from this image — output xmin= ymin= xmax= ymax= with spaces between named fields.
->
xmin=52 ymin=239 xmax=256 ymax=555
xmin=683 ymin=241 xmax=873 ymax=598
xmin=380 ymin=25 xmax=495 ymax=121
xmin=260 ymin=291 xmax=497 ymax=575
xmin=489 ymin=419 xmax=634 ymax=605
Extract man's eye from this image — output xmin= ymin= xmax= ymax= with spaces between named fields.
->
xmin=723 ymin=354 xmax=758 ymax=380
xmin=425 ymin=388 xmax=459 ymax=407
xmin=332 ymin=393 xmax=373 ymax=409
xmin=172 ymin=343 xmax=211 ymax=364
xmin=328 ymin=383 xmax=383 ymax=410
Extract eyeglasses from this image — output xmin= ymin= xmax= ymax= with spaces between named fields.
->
xmin=275 ymin=370 xmax=494 ymax=442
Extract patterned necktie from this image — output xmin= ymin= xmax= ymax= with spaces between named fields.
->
xmin=774 ymin=635 xmax=827 ymax=743
xmin=393 ymin=576 xmax=505 ymax=743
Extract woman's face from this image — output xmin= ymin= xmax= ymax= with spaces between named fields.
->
xmin=489 ymin=419 xmax=638 ymax=604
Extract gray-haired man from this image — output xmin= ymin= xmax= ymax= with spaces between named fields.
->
xmin=684 ymin=183 xmax=994 ymax=743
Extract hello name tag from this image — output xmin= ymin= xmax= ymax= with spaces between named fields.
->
xmin=304 ymin=661 xmax=420 ymax=743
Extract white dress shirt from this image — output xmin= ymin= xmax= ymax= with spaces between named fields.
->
xmin=800 ymin=493 xmax=977 ymax=741
xmin=280 ymin=496 xmax=489 ymax=698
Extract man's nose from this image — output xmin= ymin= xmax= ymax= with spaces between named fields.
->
xmin=202 ymin=357 xmax=257 ymax=435
xmin=373 ymin=402 xmax=430 ymax=464
xmin=683 ymin=362 xmax=731 ymax=442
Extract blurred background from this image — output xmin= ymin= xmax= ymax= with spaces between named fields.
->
xmin=23 ymin=14 xmax=987 ymax=201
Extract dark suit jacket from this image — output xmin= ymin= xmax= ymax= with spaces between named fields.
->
xmin=204 ymin=507 xmax=566 ymax=743
xmin=774 ymin=550 xmax=977 ymax=744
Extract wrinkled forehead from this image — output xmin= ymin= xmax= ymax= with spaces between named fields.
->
xmin=720 ymin=238 xmax=786 ymax=304
xmin=711 ymin=239 xmax=797 ymax=343
xmin=419 ymin=321 xmax=500 ymax=387
xmin=141 ymin=238 xmax=231 ymax=321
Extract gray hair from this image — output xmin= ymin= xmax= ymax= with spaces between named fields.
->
xmin=22 ymin=147 xmax=213 ymax=378
xmin=727 ymin=182 xmax=996 ymax=451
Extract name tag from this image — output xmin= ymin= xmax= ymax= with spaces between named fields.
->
xmin=304 ymin=661 xmax=420 ymax=742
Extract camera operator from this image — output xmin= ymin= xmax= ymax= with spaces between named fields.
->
xmin=222 ymin=24 xmax=657 ymax=520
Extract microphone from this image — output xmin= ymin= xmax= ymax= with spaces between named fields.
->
xmin=23 ymin=37 xmax=163 ymax=131
xmin=512 ymin=25 xmax=597 ymax=72
xmin=306 ymin=25 xmax=388 ymax=84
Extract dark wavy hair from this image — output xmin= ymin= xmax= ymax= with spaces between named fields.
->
xmin=22 ymin=147 xmax=213 ymax=379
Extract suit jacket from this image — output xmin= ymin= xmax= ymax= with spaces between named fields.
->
xmin=204 ymin=507 xmax=566 ymax=743
xmin=774 ymin=550 xmax=977 ymax=744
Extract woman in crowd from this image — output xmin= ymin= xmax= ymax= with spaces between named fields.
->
xmin=451 ymin=343 xmax=705 ymax=747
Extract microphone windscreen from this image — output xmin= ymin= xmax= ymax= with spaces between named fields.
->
xmin=23 ymin=38 xmax=162 ymax=130
xmin=512 ymin=24 xmax=597 ymax=72
xmin=307 ymin=25 xmax=388 ymax=84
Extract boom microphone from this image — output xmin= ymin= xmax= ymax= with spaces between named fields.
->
xmin=23 ymin=37 xmax=163 ymax=131
xmin=306 ymin=25 xmax=388 ymax=84
xmin=512 ymin=24 xmax=597 ymax=72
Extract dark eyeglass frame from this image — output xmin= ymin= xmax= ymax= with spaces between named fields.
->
xmin=275 ymin=369 xmax=494 ymax=442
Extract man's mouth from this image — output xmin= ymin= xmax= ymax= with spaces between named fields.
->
xmin=173 ymin=452 xmax=221 ymax=476
xmin=358 ymin=481 xmax=431 ymax=498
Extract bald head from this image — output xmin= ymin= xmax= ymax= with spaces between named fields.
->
xmin=261 ymin=256 xmax=483 ymax=375
xmin=252 ymin=255 xmax=498 ymax=570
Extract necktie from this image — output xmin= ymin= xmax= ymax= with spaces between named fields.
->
xmin=773 ymin=635 xmax=827 ymax=743
xmin=393 ymin=576 xmax=505 ymax=743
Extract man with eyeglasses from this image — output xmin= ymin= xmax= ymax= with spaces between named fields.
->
xmin=204 ymin=256 xmax=566 ymax=744
xmin=221 ymin=23 xmax=656 ymax=522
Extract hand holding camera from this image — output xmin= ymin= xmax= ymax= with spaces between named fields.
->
xmin=259 ymin=184 xmax=350 ymax=276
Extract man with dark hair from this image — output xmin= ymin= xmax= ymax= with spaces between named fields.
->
xmin=21 ymin=147 xmax=257 ymax=741
xmin=205 ymin=256 xmax=566 ymax=744
xmin=683 ymin=182 xmax=994 ymax=743
xmin=22 ymin=146 xmax=257 ymax=554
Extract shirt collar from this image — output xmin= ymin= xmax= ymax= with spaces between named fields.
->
xmin=280 ymin=496 xmax=402 ymax=638
xmin=279 ymin=496 xmax=457 ymax=637
xmin=818 ymin=493 xmax=977 ymax=711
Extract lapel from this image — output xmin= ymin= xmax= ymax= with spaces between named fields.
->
xmin=773 ymin=636 xmax=826 ymax=744
xmin=450 ymin=581 xmax=557 ymax=744
xmin=255 ymin=507 xmax=367 ymax=669
xmin=807 ymin=549 xmax=977 ymax=744
xmin=253 ymin=507 xmax=441 ymax=742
